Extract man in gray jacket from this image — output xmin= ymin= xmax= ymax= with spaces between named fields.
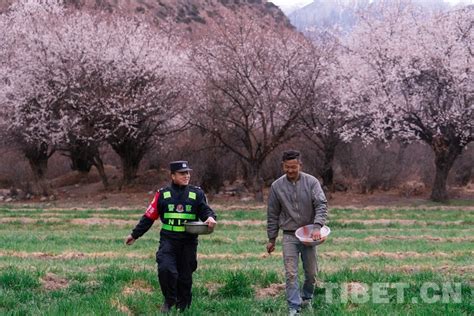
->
xmin=266 ymin=150 xmax=328 ymax=316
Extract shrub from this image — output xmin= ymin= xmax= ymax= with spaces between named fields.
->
xmin=218 ymin=271 xmax=254 ymax=298
xmin=0 ymin=267 xmax=40 ymax=291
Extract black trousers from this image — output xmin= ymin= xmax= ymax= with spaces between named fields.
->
xmin=156 ymin=237 xmax=198 ymax=310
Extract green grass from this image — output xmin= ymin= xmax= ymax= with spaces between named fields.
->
xmin=0 ymin=206 xmax=473 ymax=315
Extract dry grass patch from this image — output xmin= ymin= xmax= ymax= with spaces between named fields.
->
xmin=255 ymin=283 xmax=285 ymax=299
xmin=2 ymin=249 xmax=470 ymax=262
xmin=330 ymin=205 xmax=474 ymax=211
xmin=211 ymin=204 xmax=266 ymax=211
xmin=346 ymin=282 xmax=369 ymax=295
xmin=333 ymin=235 xmax=474 ymax=243
xmin=199 ymin=252 xmax=274 ymax=260
xmin=201 ymin=250 xmax=472 ymax=260
xmin=122 ymin=280 xmax=153 ymax=296
xmin=343 ymin=228 xmax=473 ymax=233
xmin=318 ymin=264 xmax=474 ymax=275
xmin=111 ymin=299 xmax=132 ymax=315
xmin=40 ymin=272 xmax=69 ymax=291
xmin=362 ymin=235 xmax=474 ymax=243
xmin=204 ymin=282 xmax=222 ymax=295
xmin=0 ymin=250 xmax=149 ymax=260
xmin=0 ymin=217 xmax=134 ymax=225
xmin=218 ymin=220 xmax=265 ymax=226
xmin=322 ymin=251 xmax=470 ymax=259
xmin=0 ymin=217 xmax=62 ymax=223
xmin=382 ymin=264 xmax=474 ymax=274
xmin=338 ymin=219 xmax=465 ymax=226
xmin=70 ymin=218 xmax=136 ymax=225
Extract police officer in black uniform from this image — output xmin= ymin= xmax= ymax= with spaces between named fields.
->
xmin=125 ymin=161 xmax=217 ymax=313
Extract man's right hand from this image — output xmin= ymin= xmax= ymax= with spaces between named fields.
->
xmin=266 ymin=241 xmax=275 ymax=254
xmin=125 ymin=235 xmax=135 ymax=245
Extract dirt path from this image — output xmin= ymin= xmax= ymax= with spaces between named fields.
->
xmin=2 ymin=183 xmax=473 ymax=211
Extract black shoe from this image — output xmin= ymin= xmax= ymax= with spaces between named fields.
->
xmin=301 ymin=298 xmax=312 ymax=310
xmin=176 ymin=304 xmax=190 ymax=313
xmin=160 ymin=302 xmax=172 ymax=313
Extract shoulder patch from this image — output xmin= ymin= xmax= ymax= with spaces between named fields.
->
xmin=191 ymin=185 xmax=205 ymax=194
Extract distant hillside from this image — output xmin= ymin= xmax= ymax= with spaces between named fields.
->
xmin=289 ymin=0 xmax=452 ymax=32
xmin=0 ymin=0 xmax=292 ymax=31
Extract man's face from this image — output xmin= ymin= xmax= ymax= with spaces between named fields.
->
xmin=171 ymin=171 xmax=190 ymax=186
xmin=283 ymin=159 xmax=302 ymax=182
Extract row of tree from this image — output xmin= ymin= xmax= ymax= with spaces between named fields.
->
xmin=0 ymin=0 xmax=472 ymax=201
xmin=0 ymin=0 xmax=187 ymax=193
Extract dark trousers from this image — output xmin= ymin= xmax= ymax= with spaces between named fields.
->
xmin=156 ymin=237 xmax=198 ymax=310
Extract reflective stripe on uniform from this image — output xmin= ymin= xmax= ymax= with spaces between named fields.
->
xmin=188 ymin=192 xmax=196 ymax=200
xmin=163 ymin=213 xmax=196 ymax=220
xmin=161 ymin=224 xmax=185 ymax=232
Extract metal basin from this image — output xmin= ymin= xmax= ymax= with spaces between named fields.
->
xmin=184 ymin=221 xmax=214 ymax=235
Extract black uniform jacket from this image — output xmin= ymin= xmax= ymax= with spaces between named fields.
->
xmin=131 ymin=182 xmax=216 ymax=240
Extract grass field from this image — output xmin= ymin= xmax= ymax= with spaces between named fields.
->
xmin=0 ymin=205 xmax=472 ymax=315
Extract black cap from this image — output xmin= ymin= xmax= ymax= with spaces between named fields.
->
xmin=282 ymin=150 xmax=301 ymax=161
xmin=170 ymin=161 xmax=193 ymax=173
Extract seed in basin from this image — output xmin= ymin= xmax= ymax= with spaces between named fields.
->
xmin=295 ymin=224 xmax=331 ymax=246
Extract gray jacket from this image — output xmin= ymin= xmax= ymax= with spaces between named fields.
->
xmin=267 ymin=172 xmax=328 ymax=242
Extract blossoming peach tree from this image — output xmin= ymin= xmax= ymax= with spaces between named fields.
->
xmin=344 ymin=2 xmax=473 ymax=201
xmin=0 ymin=0 xmax=188 ymax=191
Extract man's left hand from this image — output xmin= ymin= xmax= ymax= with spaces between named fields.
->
xmin=204 ymin=217 xmax=217 ymax=228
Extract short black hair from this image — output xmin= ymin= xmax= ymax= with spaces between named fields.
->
xmin=282 ymin=150 xmax=301 ymax=162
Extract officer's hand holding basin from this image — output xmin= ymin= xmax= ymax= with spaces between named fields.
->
xmin=184 ymin=220 xmax=215 ymax=235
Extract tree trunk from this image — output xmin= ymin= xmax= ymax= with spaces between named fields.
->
xmin=27 ymin=158 xmax=49 ymax=196
xmin=60 ymin=138 xmax=95 ymax=173
xmin=69 ymin=154 xmax=93 ymax=173
xmin=321 ymin=135 xmax=339 ymax=192
xmin=92 ymin=155 xmax=109 ymax=188
xmin=111 ymin=138 xmax=147 ymax=185
xmin=246 ymin=163 xmax=264 ymax=202
xmin=24 ymin=142 xmax=54 ymax=196
xmin=120 ymin=157 xmax=140 ymax=185
xmin=429 ymin=136 xmax=462 ymax=202
xmin=61 ymin=139 xmax=109 ymax=188
xmin=431 ymin=161 xmax=451 ymax=202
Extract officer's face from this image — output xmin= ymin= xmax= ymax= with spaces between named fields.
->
xmin=283 ymin=159 xmax=302 ymax=182
xmin=172 ymin=171 xmax=190 ymax=186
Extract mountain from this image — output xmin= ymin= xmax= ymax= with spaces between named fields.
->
xmin=289 ymin=0 xmax=369 ymax=32
xmin=288 ymin=0 xmax=452 ymax=32
xmin=0 ymin=0 xmax=292 ymax=30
